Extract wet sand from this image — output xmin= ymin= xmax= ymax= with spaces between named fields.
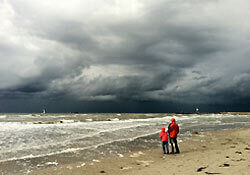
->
xmin=29 ymin=128 xmax=250 ymax=175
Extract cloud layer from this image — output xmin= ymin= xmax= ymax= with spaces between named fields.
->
xmin=1 ymin=0 xmax=250 ymax=112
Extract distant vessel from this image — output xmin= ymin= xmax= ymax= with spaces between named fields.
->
xmin=196 ymin=107 xmax=199 ymax=113
xmin=42 ymin=109 xmax=46 ymax=114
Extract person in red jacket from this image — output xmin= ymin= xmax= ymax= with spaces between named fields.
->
xmin=160 ymin=128 xmax=169 ymax=154
xmin=168 ymin=118 xmax=180 ymax=154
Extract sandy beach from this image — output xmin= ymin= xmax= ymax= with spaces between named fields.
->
xmin=29 ymin=128 xmax=250 ymax=175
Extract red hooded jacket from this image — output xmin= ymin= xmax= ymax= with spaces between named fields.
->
xmin=160 ymin=128 xmax=168 ymax=141
xmin=168 ymin=118 xmax=179 ymax=138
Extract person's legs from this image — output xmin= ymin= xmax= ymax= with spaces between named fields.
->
xmin=173 ymin=138 xmax=180 ymax=153
xmin=166 ymin=141 xmax=169 ymax=153
xmin=170 ymin=138 xmax=174 ymax=153
xmin=162 ymin=141 xmax=166 ymax=154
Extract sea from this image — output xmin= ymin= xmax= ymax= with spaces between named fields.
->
xmin=0 ymin=113 xmax=250 ymax=174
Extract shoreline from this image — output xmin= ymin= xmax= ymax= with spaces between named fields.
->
xmin=27 ymin=128 xmax=250 ymax=175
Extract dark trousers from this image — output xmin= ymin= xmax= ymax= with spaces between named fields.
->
xmin=162 ymin=141 xmax=169 ymax=154
xmin=170 ymin=138 xmax=180 ymax=153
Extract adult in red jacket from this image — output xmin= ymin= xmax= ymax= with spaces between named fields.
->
xmin=168 ymin=118 xmax=180 ymax=154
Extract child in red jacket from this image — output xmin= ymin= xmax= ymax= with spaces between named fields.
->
xmin=160 ymin=128 xmax=169 ymax=154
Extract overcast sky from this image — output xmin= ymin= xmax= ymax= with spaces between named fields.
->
xmin=0 ymin=0 xmax=250 ymax=113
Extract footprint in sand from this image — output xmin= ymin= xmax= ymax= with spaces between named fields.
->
xmin=66 ymin=166 xmax=73 ymax=170
xmin=196 ymin=166 xmax=207 ymax=172
xmin=235 ymin=151 xmax=242 ymax=154
xmin=93 ymin=159 xmax=100 ymax=162
xmin=219 ymin=163 xmax=230 ymax=167
xmin=76 ymin=163 xmax=86 ymax=168
xmin=225 ymin=138 xmax=232 ymax=142
xmin=120 ymin=166 xmax=132 ymax=170
xmin=129 ymin=151 xmax=144 ymax=158
xmin=231 ymin=158 xmax=246 ymax=162
xmin=220 ymin=142 xmax=227 ymax=145
xmin=117 ymin=153 xmax=124 ymax=157
xmin=204 ymin=172 xmax=221 ymax=174
xmin=136 ymin=160 xmax=154 ymax=167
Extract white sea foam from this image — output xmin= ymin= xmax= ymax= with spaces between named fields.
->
xmin=45 ymin=161 xmax=58 ymax=166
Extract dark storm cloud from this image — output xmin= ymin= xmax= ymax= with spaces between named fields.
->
xmin=77 ymin=68 xmax=182 ymax=101
xmin=1 ymin=0 xmax=250 ymax=112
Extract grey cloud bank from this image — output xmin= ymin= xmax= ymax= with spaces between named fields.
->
xmin=0 ymin=0 xmax=250 ymax=113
